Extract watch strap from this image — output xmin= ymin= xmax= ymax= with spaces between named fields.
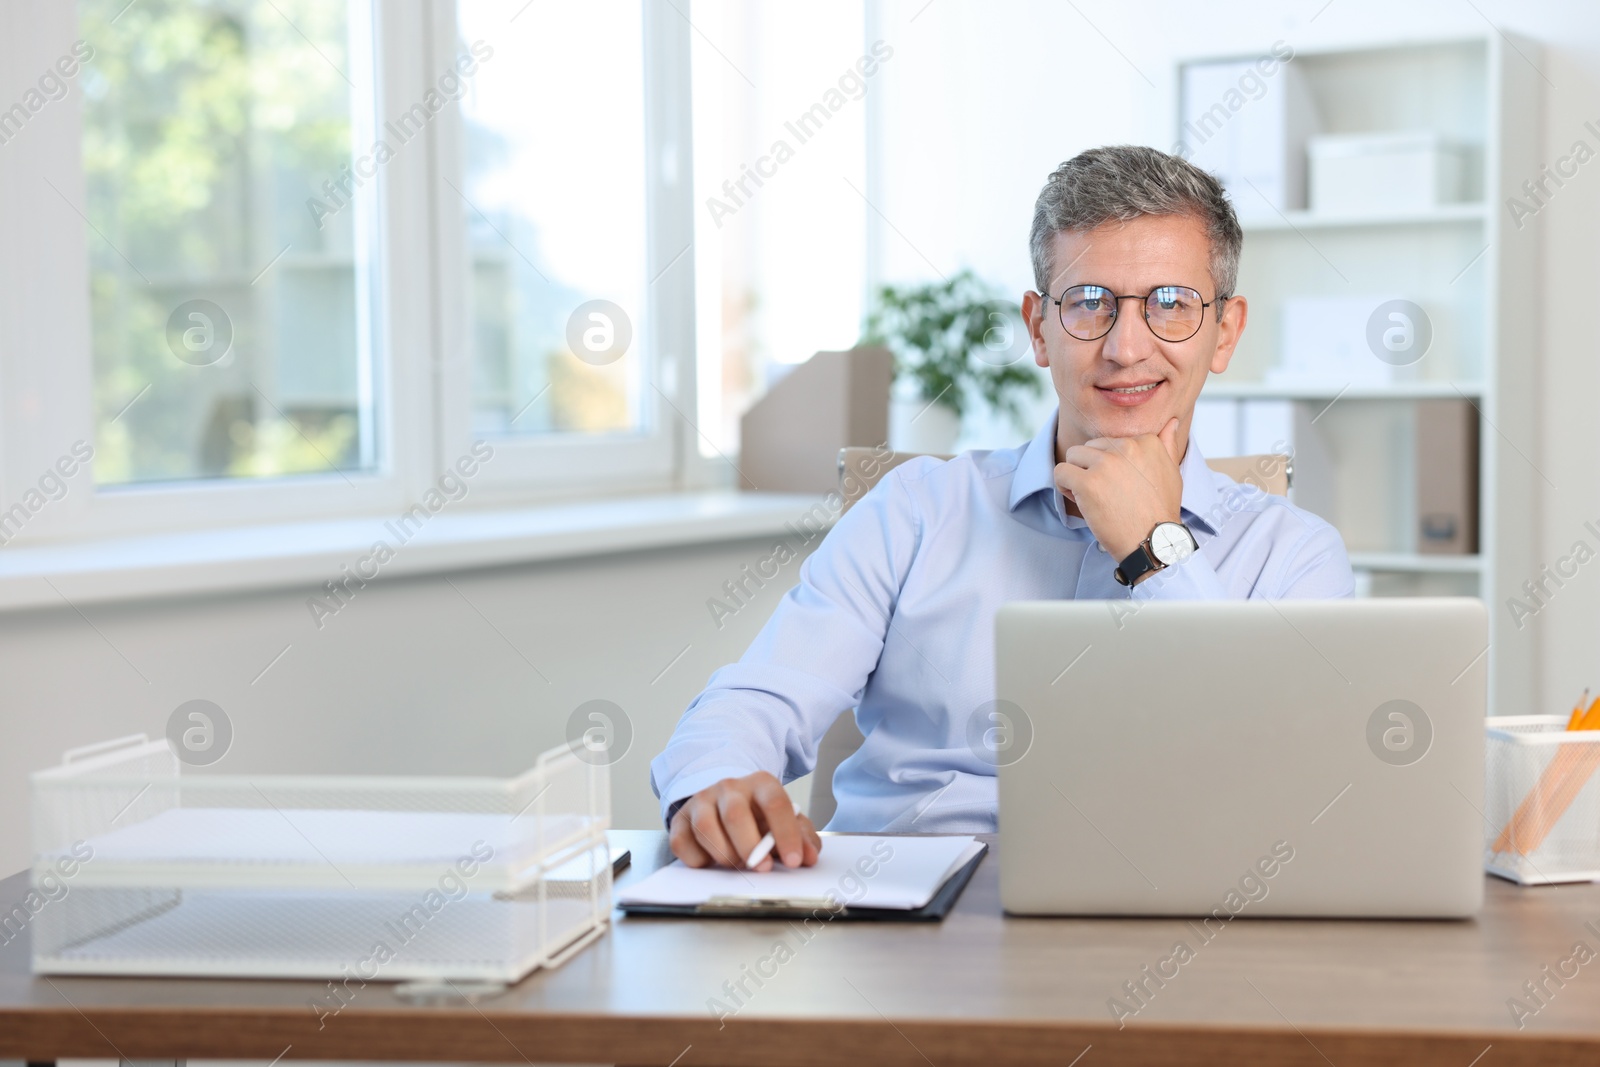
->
xmin=1114 ymin=542 xmax=1159 ymax=587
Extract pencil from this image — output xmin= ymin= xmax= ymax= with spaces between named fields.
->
xmin=1522 ymin=743 xmax=1600 ymax=854
xmin=1568 ymin=690 xmax=1591 ymax=730
xmin=1494 ymin=693 xmax=1600 ymax=856
xmin=1521 ymin=697 xmax=1600 ymax=853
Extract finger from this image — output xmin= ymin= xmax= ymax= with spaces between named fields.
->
xmin=1062 ymin=445 xmax=1112 ymax=470
xmin=670 ymin=806 xmax=713 ymax=867
xmin=1084 ymin=435 xmax=1165 ymax=493
xmin=689 ymin=799 xmax=743 ymax=869
xmin=717 ymin=789 xmax=769 ymax=869
xmin=1054 ymin=462 xmax=1086 ymax=495
xmin=1084 ymin=435 xmax=1148 ymax=456
xmin=1158 ymin=417 xmax=1182 ymax=465
xmin=1061 ymin=447 xmax=1095 ymax=468
xmin=752 ymin=780 xmax=804 ymax=868
xmin=797 ymin=815 xmax=823 ymax=866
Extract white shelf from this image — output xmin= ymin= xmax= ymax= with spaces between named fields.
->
xmin=1182 ymin=31 xmax=1537 ymax=716
xmin=1202 ymin=381 xmax=1485 ymax=401
xmin=1348 ymin=552 xmax=1484 ymax=574
xmin=1240 ymin=202 xmax=1487 ymax=233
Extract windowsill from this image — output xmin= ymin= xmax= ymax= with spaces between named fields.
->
xmin=0 ymin=490 xmax=830 ymax=613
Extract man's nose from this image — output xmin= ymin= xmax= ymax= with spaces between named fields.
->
xmin=1099 ymin=299 xmax=1155 ymax=367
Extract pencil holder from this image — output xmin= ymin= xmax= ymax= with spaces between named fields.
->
xmin=1485 ymin=716 xmax=1600 ymax=884
xmin=29 ymin=734 xmax=611 ymax=981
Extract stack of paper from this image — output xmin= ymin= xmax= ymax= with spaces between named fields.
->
xmin=57 ymin=807 xmax=594 ymax=891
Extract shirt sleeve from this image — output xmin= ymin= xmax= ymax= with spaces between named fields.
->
xmin=648 ymin=461 xmax=930 ymax=826
xmin=1266 ymin=519 xmax=1358 ymax=598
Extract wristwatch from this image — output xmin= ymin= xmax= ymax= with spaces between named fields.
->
xmin=1114 ymin=521 xmax=1198 ymax=587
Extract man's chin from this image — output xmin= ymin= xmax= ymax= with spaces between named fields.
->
xmin=1071 ymin=404 xmax=1172 ymax=441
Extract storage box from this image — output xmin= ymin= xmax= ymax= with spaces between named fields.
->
xmin=1308 ymin=131 xmax=1467 ymax=215
xmin=29 ymin=734 xmax=610 ymax=981
xmin=1414 ymin=399 xmax=1479 ymax=555
xmin=740 ymin=345 xmax=892 ymax=493
xmin=1484 ymin=716 xmax=1600 ymax=885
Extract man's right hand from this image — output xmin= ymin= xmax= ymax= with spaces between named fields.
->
xmin=669 ymin=771 xmax=823 ymax=871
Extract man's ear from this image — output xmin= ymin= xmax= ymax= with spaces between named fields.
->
xmin=1021 ymin=290 xmax=1049 ymax=369
xmin=1209 ymin=294 xmax=1248 ymax=375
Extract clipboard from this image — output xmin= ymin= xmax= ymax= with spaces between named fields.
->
xmin=618 ymin=841 xmax=986 ymax=922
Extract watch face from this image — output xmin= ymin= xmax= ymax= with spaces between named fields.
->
xmin=1149 ymin=522 xmax=1196 ymax=566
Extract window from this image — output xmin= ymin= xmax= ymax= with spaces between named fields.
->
xmin=456 ymin=0 xmax=649 ymax=441
xmin=689 ymin=0 xmax=871 ymax=457
xmin=81 ymin=0 xmax=379 ymax=485
xmin=0 ymin=0 xmax=835 ymax=545
xmin=433 ymin=0 xmax=688 ymax=494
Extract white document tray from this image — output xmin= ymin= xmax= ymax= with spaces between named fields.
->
xmin=29 ymin=734 xmax=610 ymax=982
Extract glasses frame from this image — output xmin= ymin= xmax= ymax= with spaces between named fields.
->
xmin=1040 ymin=284 xmax=1219 ymax=343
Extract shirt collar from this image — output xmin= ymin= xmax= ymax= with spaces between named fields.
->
xmin=1008 ymin=408 xmax=1227 ymax=536
xmin=1176 ymin=432 xmax=1224 ymax=536
xmin=1008 ymin=409 xmax=1066 ymax=514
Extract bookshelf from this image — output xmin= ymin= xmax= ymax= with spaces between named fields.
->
xmin=1201 ymin=381 xmax=1485 ymax=401
xmin=1244 ymin=201 xmax=1488 ymax=232
xmin=1177 ymin=33 xmax=1543 ymax=713
xmin=1348 ymin=551 xmax=1486 ymax=575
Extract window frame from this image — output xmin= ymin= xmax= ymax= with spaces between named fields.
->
xmin=430 ymin=0 xmax=698 ymax=502
xmin=0 ymin=0 xmax=709 ymax=550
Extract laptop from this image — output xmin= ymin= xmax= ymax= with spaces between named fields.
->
xmin=995 ymin=598 xmax=1487 ymax=918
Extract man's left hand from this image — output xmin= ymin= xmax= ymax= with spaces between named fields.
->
xmin=1054 ymin=417 xmax=1185 ymax=565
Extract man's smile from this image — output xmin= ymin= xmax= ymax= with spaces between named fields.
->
xmin=1095 ymin=379 xmax=1166 ymax=407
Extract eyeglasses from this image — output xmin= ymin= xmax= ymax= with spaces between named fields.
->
xmin=1041 ymin=284 xmax=1217 ymax=343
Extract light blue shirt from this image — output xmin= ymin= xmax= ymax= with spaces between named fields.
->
xmin=651 ymin=410 xmax=1355 ymax=834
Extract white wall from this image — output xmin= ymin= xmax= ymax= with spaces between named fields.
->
xmin=0 ymin=534 xmax=813 ymax=873
xmin=871 ymin=0 xmax=1598 ymax=716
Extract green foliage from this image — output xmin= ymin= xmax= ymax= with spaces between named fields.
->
xmin=81 ymin=0 xmax=360 ymax=485
xmin=861 ymin=270 xmax=1043 ymax=428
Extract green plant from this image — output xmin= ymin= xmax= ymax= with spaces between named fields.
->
xmin=861 ymin=270 xmax=1044 ymax=428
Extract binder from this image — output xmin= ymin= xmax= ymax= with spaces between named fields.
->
xmin=1415 ymin=398 xmax=1479 ymax=554
xmin=618 ymin=839 xmax=987 ymax=922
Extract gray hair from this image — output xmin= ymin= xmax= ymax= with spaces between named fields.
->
xmin=1028 ymin=145 xmax=1243 ymax=302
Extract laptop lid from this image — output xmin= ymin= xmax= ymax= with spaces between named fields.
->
xmin=995 ymin=598 xmax=1486 ymax=918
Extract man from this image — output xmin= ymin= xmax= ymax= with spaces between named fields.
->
xmin=651 ymin=144 xmax=1354 ymax=871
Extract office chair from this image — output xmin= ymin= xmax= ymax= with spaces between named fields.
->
xmin=806 ymin=443 xmax=1294 ymax=826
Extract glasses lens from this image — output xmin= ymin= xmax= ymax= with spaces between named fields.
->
xmin=1145 ymin=286 xmax=1205 ymax=341
xmin=1059 ymin=285 xmax=1116 ymax=340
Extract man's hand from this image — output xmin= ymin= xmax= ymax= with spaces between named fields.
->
xmin=1055 ymin=417 xmax=1184 ymax=566
xmin=669 ymin=771 xmax=822 ymax=870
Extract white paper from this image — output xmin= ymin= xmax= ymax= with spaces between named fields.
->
xmin=616 ymin=835 xmax=981 ymax=911
xmin=69 ymin=807 xmax=590 ymax=871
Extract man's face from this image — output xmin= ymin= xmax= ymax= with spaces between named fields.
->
xmin=1022 ymin=212 xmax=1247 ymax=455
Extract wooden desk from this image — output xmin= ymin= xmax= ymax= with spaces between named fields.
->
xmin=4 ymin=829 xmax=1600 ymax=1065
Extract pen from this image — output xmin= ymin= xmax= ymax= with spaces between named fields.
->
xmin=744 ymin=801 xmax=803 ymax=869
